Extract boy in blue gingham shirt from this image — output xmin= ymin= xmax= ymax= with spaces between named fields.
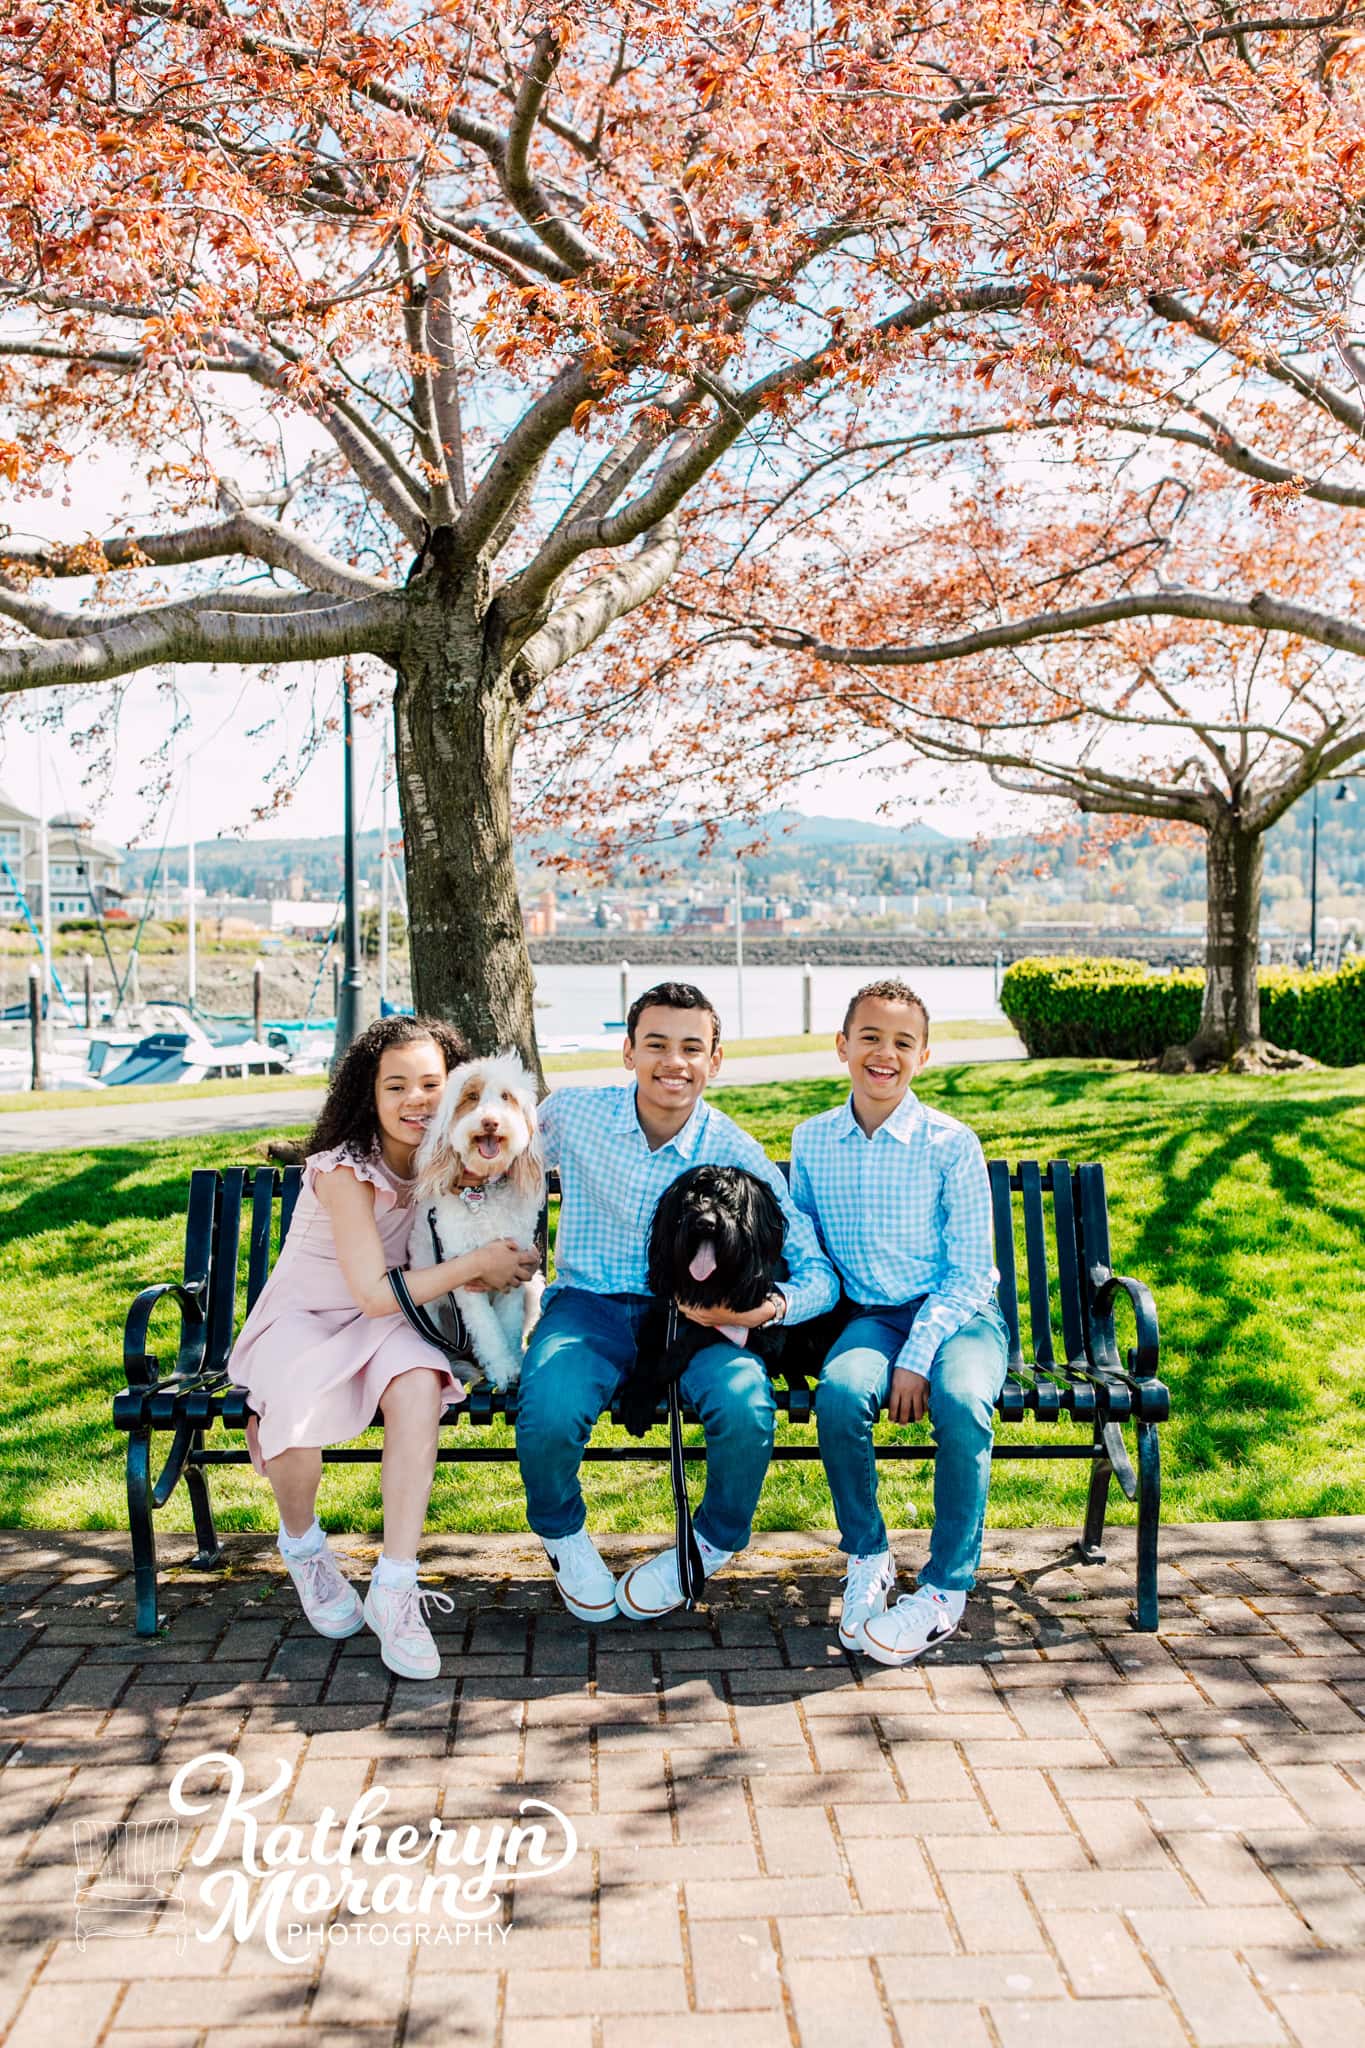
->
xmin=790 ymin=979 xmax=1008 ymax=1664
xmin=516 ymin=980 xmax=838 ymax=1627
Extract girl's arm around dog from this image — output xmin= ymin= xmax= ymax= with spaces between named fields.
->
xmin=316 ymin=1166 xmax=538 ymax=1317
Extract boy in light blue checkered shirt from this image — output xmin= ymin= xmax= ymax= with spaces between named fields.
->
xmin=516 ymin=980 xmax=838 ymax=1626
xmin=790 ymin=979 xmax=1009 ymax=1665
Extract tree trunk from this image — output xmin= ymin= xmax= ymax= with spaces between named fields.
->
xmin=1161 ymin=814 xmax=1306 ymax=1072
xmin=392 ymin=573 xmax=540 ymax=1079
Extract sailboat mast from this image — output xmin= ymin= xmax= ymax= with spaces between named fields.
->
xmin=37 ymin=745 xmax=53 ymax=1049
xmin=186 ymin=754 xmax=197 ymax=1008
xmin=379 ymin=730 xmax=390 ymax=1006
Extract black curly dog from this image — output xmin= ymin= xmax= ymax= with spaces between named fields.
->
xmin=620 ymin=1163 xmax=790 ymax=1439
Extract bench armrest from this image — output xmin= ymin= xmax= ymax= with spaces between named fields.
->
xmin=122 ymin=1281 xmax=208 ymax=1392
xmin=1091 ymin=1270 xmax=1160 ymax=1379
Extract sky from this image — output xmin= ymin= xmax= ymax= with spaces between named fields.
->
xmin=0 ymin=423 xmax=1037 ymax=854
xmin=0 ymin=658 xmax=1008 ymax=851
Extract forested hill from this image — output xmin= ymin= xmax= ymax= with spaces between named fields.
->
xmin=117 ymin=797 xmax=1365 ymax=916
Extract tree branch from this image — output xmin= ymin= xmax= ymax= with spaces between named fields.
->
xmin=455 ymin=358 xmax=597 ymax=560
xmin=0 ymin=332 xmax=431 ymax=548
xmin=756 ymin=588 xmax=1365 ymax=666
xmin=1148 ymin=291 xmax=1365 ymax=435
xmin=425 ymin=257 xmax=469 ymax=509
xmin=395 ymin=236 xmax=457 ymax=527
xmin=0 ymin=583 xmax=348 ymax=638
xmin=0 ymin=591 xmax=406 ymax=691
xmin=513 ymin=518 xmax=681 ymax=689
xmin=498 ymin=31 xmax=606 ymax=275
xmin=421 ymin=209 xmax=576 ymax=286
xmin=500 ymin=282 xmax=1039 ymax=622
xmin=0 ymin=501 xmax=388 ymax=600
xmin=1100 ymin=411 xmax=1365 ymax=507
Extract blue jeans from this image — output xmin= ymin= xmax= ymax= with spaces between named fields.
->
xmin=815 ymin=1299 xmax=1010 ymax=1592
xmin=516 ymin=1288 xmax=776 ymax=1553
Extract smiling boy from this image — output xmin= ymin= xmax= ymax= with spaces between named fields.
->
xmin=516 ymin=980 xmax=838 ymax=1624
xmin=789 ymin=979 xmax=1008 ymax=1663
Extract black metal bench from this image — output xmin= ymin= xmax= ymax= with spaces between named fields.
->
xmin=115 ymin=1157 xmax=1166 ymax=1639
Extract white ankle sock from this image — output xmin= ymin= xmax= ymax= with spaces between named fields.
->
xmin=278 ymin=1519 xmax=325 ymax=1560
xmin=373 ymin=1553 xmax=419 ymax=1590
xmin=921 ymin=1582 xmax=967 ymax=1623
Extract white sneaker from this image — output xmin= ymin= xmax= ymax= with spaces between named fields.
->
xmin=362 ymin=1581 xmax=455 ymax=1680
xmin=281 ymin=1543 xmax=366 ymax=1640
xmin=541 ymin=1529 xmax=619 ymax=1624
xmin=616 ymin=1539 xmax=732 ymax=1622
xmin=861 ymin=1585 xmax=963 ymax=1667
xmin=838 ymin=1549 xmax=896 ymax=1652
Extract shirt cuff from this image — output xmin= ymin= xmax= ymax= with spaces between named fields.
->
xmin=779 ymin=1271 xmax=838 ymax=1325
xmin=894 ymin=1326 xmax=937 ymax=1381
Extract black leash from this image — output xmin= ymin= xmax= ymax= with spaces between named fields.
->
xmin=665 ymin=1303 xmax=707 ymax=1610
xmin=385 ymin=1207 xmax=473 ymax=1362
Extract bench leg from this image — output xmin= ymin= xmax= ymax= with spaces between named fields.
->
xmin=1133 ymin=1421 xmax=1161 ymax=1632
xmin=126 ymin=1430 xmax=161 ymax=1637
xmin=1076 ymin=1423 xmax=1111 ymax=1564
xmin=185 ymin=1438 xmax=224 ymax=1570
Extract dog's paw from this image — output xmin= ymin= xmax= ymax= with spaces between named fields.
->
xmin=480 ymin=1354 xmax=522 ymax=1393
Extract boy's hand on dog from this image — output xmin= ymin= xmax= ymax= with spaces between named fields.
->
xmin=887 ymin=1368 xmax=931 ymax=1424
xmin=677 ymin=1297 xmax=779 ymax=1331
xmin=466 ymin=1240 xmax=540 ymax=1293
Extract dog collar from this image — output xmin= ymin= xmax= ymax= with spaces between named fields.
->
xmin=458 ymin=1184 xmax=487 ymax=1207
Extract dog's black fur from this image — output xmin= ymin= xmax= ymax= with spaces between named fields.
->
xmin=620 ymin=1165 xmax=790 ymax=1438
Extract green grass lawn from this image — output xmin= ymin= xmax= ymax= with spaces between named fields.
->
xmin=2 ymin=1059 xmax=1362 ymax=1540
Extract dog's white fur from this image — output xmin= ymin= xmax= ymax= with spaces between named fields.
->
xmin=408 ymin=1053 xmax=544 ymax=1390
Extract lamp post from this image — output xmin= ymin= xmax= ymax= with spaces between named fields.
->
xmin=1309 ymin=780 xmax=1358 ymax=965
xmin=333 ymin=668 xmax=365 ymax=1059
xmin=733 ymin=856 xmax=745 ymax=1041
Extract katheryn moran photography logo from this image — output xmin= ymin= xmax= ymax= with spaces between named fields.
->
xmin=72 ymin=1751 xmax=578 ymax=1966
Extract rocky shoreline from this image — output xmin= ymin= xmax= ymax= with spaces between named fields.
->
xmin=528 ymin=933 xmax=1206 ymax=968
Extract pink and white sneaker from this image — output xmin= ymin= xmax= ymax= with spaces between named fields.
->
xmin=281 ymin=1544 xmax=366 ymax=1640
xmin=362 ymin=1580 xmax=455 ymax=1681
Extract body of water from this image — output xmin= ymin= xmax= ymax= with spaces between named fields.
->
xmin=532 ymin=962 xmax=1003 ymax=1048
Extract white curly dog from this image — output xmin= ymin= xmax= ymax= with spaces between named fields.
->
xmin=408 ymin=1053 xmax=545 ymax=1390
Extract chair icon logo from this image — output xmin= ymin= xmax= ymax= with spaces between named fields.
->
xmin=72 ymin=1819 xmax=187 ymax=1952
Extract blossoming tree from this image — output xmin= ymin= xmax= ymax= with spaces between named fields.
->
xmin=1 ymin=0 xmax=1354 ymax=1062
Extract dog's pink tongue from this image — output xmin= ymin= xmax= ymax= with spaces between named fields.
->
xmin=687 ymin=1241 xmax=748 ymax=1348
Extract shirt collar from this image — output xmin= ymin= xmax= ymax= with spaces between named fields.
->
xmin=623 ymin=1083 xmax=710 ymax=1158
xmin=835 ymin=1087 xmax=924 ymax=1144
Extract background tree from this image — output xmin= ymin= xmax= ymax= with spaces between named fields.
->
xmin=1 ymin=0 xmax=1356 ymax=1064
xmin=523 ymin=23 xmax=1365 ymax=1070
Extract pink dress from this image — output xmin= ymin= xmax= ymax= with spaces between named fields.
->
xmin=230 ymin=1144 xmax=465 ymax=1472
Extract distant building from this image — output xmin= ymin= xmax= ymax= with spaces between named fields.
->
xmin=522 ymin=888 xmax=559 ymax=939
xmin=0 ymin=789 xmax=124 ymax=920
xmin=269 ymin=900 xmax=339 ymax=934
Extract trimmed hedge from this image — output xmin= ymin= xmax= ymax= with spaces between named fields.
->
xmin=1000 ymin=955 xmax=1365 ymax=1064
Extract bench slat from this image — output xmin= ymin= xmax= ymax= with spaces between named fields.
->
xmin=1018 ymin=1160 xmax=1055 ymax=1367
xmin=1050 ymin=1160 xmax=1087 ymax=1365
xmin=1077 ymin=1163 xmax=1119 ymax=1373
xmin=279 ymin=1164 xmax=303 ymax=1244
xmin=246 ymin=1170 xmax=277 ymax=1313
xmin=988 ymin=1159 xmax=1024 ymax=1371
xmin=205 ymin=1170 xmax=246 ymax=1374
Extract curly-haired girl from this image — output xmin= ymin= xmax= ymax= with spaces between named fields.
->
xmin=231 ymin=1014 xmax=539 ymax=1680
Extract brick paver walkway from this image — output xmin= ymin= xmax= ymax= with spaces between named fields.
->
xmin=2 ymin=1520 xmax=1363 ymax=2048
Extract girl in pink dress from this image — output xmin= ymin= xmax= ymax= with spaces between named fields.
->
xmin=231 ymin=1014 xmax=540 ymax=1680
